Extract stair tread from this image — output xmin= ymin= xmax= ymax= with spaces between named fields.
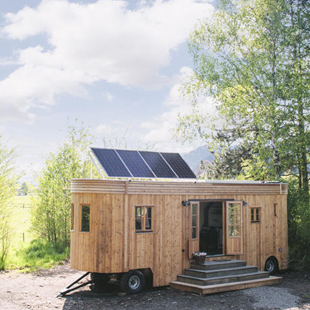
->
xmin=186 ymin=265 xmax=258 ymax=274
xmin=191 ymin=260 xmax=246 ymax=269
xmin=171 ymin=276 xmax=282 ymax=290
xmin=178 ymin=271 xmax=269 ymax=281
xmin=202 ymin=259 xmax=246 ymax=265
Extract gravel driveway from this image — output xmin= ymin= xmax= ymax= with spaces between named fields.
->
xmin=0 ymin=263 xmax=309 ymax=310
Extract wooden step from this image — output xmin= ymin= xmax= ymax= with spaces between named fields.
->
xmin=191 ymin=259 xmax=246 ymax=271
xmin=177 ymin=271 xmax=269 ymax=286
xmin=184 ymin=265 xmax=258 ymax=278
xmin=170 ymin=276 xmax=282 ymax=295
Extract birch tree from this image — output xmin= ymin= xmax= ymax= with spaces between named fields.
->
xmin=178 ymin=0 xmax=310 ymax=195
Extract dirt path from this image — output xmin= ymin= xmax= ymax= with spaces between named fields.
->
xmin=0 ymin=264 xmax=310 ymax=310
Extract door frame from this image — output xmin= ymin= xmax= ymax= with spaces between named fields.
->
xmin=187 ymin=199 xmax=244 ymax=258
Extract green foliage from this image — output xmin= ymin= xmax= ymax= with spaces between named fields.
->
xmin=8 ymin=239 xmax=69 ymax=272
xmin=178 ymin=0 xmax=310 ymax=192
xmin=19 ymin=182 xmax=29 ymax=196
xmin=287 ymin=180 xmax=310 ymax=269
xmin=31 ymin=122 xmax=94 ymax=246
xmin=0 ymin=135 xmax=19 ymax=270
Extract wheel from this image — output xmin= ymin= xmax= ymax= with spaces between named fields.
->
xmin=120 ymin=270 xmax=145 ymax=294
xmin=265 ymin=257 xmax=278 ymax=274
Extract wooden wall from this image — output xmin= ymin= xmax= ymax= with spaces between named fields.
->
xmin=70 ymin=179 xmax=288 ymax=287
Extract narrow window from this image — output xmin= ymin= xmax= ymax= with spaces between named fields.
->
xmin=135 ymin=207 xmax=142 ymax=231
xmin=228 ymin=203 xmax=241 ymax=236
xmin=251 ymin=208 xmax=260 ymax=223
xmin=135 ymin=206 xmax=153 ymax=233
xmin=192 ymin=203 xmax=198 ymax=239
xmin=145 ymin=207 xmax=152 ymax=230
xmin=71 ymin=203 xmax=74 ymax=231
xmin=274 ymin=203 xmax=278 ymax=216
xmin=81 ymin=205 xmax=90 ymax=232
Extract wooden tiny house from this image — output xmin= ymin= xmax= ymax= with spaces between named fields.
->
xmin=70 ymin=177 xmax=288 ymax=294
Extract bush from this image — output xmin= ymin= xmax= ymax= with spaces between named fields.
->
xmin=9 ymin=239 xmax=69 ymax=271
xmin=287 ymin=181 xmax=310 ymax=270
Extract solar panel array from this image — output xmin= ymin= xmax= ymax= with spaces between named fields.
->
xmin=91 ymin=148 xmax=196 ymax=179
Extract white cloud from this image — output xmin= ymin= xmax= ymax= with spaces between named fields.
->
xmin=0 ymin=0 xmax=214 ymax=122
xmin=95 ymin=123 xmax=115 ymax=136
xmin=141 ymin=66 xmax=216 ymax=152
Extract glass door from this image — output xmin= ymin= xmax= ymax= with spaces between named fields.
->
xmin=226 ymin=201 xmax=243 ymax=255
xmin=188 ymin=202 xmax=200 ymax=259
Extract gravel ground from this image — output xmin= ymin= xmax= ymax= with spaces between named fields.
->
xmin=0 ymin=263 xmax=309 ymax=310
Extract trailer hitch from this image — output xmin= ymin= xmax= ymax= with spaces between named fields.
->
xmin=57 ymin=272 xmax=92 ymax=297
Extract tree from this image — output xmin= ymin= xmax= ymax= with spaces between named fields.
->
xmin=31 ymin=123 xmax=94 ymax=246
xmin=19 ymin=182 xmax=28 ymax=196
xmin=178 ymin=0 xmax=310 ymax=194
xmin=0 ymin=136 xmax=18 ymax=269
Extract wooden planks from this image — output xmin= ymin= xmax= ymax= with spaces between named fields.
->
xmin=70 ymin=179 xmax=288 ymax=288
xmin=71 ymin=179 xmax=288 ymax=196
xmin=170 ymin=276 xmax=282 ymax=295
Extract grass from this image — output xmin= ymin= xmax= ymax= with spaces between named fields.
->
xmin=8 ymin=239 xmax=69 ymax=272
xmin=5 ymin=195 xmax=69 ymax=272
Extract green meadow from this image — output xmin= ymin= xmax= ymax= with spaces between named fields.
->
xmin=6 ymin=195 xmax=69 ymax=272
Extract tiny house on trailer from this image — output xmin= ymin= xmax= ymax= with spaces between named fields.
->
xmin=69 ymin=148 xmax=288 ymax=295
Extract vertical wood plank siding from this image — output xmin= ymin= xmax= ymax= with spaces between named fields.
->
xmin=70 ymin=180 xmax=288 ymax=287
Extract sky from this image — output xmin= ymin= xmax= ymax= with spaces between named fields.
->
xmin=0 ymin=0 xmax=216 ymax=180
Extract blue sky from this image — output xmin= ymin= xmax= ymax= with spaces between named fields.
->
xmin=0 ymin=0 xmax=215 ymax=178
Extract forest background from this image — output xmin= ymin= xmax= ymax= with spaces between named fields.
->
xmin=1 ymin=0 xmax=310 ymax=271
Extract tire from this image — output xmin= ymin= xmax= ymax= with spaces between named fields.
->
xmin=265 ymin=257 xmax=278 ymax=274
xmin=120 ymin=270 xmax=145 ymax=294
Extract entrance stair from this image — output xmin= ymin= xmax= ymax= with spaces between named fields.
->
xmin=170 ymin=259 xmax=281 ymax=295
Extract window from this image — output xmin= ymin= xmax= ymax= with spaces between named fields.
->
xmin=135 ymin=206 xmax=153 ymax=232
xmin=191 ymin=203 xmax=198 ymax=239
xmin=71 ymin=204 xmax=74 ymax=231
xmin=274 ymin=203 xmax=278 ymax=216
xmin=81 ymin=205 xmax=90 ymax=232
xmin=228 ymin=202 xmax=241 ymax=236
xmin=251 ymin=208 xmax=260 ymax=223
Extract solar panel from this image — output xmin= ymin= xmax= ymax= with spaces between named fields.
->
xmin=116 ymin=150 xmax=155 ymax=178
xmin=161 ymin=152 xmax=196 ymax=178
xmin=91 ymin=148 xmax=131 ymax=177
xmin=139 ymin=151 xmax=177 ymax=178
xmin=91 ymin=148 xmax=196 ymax=179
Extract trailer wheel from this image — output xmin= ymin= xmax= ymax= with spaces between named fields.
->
xmin=265 ymin=257 xmax=278 ymax=274
xmin=120 ymin=270 xmax=145 ymax=294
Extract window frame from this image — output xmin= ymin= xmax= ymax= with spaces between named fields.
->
xmin=135 ymin=206 xmax=154 ymax=233
xmin=250 ymin=207 xmax=261 ymax=223
xmin=80 ymin=204 xmax=91 ymax=233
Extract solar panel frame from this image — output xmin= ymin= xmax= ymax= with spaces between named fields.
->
xmin=90 ymin=147 xmax=196 ymax=179
xmin=160 ymin=152 xmax=196 ymax=179
xmin=91 ymin=148 xmax=132 ymax=177
xmin=116 ymin=149 xmax=155 ymax=178
xmin=139 ymin=151 xmax=177 ymax=178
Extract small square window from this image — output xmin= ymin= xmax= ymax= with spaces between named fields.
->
xmin=135 ymin=206 xmax=153 ymax=233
